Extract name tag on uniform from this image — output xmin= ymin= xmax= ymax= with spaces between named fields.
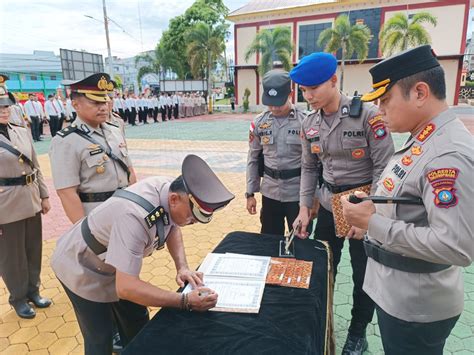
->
xmin=89 ymin=148 xmax=104 ymax=156
xmin=343 ymin=130 xmax=365 ymax=138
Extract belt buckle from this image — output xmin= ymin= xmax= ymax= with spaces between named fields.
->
xmin=274 ymin=170 xmax=281 ymax=179
xmin=25 ymin=173 xmax=34 ymax=185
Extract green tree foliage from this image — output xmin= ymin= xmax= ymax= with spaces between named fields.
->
xmin=243 ymin=88 xmax=251 ymax=112
xmin=380 ymin=12 xmax=437 ymax=57
xmin=187 ymin=22 xmax=226 ymax=113
xmin=159 ymin=0 xmax=228 ymax=79
xmin=244 ymin=27 xmax=293 ymax=75
xmin=318 ymin=14 xmax=371 ymax=91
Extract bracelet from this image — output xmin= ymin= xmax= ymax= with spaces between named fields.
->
xmin=180 ymin=293 xmax=186 ymax=311
xmin=184 ymin=293 xmax=192 ymax=312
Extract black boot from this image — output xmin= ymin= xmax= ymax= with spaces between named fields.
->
xmin=12 ymin=301 xmax=36 ymax=319
xmin=28 ymin=294 xmax=52 ymax=308
xmin=342 ymin=333 xmax=368 ymax=355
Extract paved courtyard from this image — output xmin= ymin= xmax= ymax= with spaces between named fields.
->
xmin=1 ymin=111 xmax=473 ymax=354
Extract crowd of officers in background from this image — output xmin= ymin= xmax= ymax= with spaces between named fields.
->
xmin=8 ymin=91 xmax=208 ymax=138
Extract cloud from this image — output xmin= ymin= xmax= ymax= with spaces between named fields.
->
xmin=0 ymin=0 xmax=248 ymax=59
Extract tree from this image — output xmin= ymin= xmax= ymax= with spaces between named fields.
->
xmin=244 ymin=27 xmax=293 ymax=75
xmin=379 ymin=12 xmax=437 ymax=57
xmin=159 ymin=0 xmax=228 ymax=79
xmin=186 ymin=22 xmax=226 ymax=113
xmin=318 ymin=14 xmax=371 ymax=91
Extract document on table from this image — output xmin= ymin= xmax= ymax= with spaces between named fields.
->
xmin=183 ymin=253 xmax=271 ymax=313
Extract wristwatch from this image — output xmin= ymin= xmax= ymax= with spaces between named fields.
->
xmin=245 ymin=192 xmax=255 ymax=198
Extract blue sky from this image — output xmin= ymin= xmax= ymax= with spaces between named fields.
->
xmin=0 ymin=1 xmax=471 ymax=60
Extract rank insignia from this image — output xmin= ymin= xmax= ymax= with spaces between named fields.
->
xmin=351 ymin=148 xmax=365 ymax=159
xmin=427 ymin=168 xmax=459 ymax=208
xmin=401 ymin=155 xmax=413 ymax=166
xmin=411 ymin=145 xmax=422 ymax=156
xmin=262 ymin=136 xmax=270 ymax=144
xmin=311 ymin=144 xmax=321 ymax=154
xmin=259 ymin=122 xmax=272 ymax=130
xmin=306 ymin=128 xmax=319 ymax=138
xmin=145 ymin=206 xmax=167 ymax=228
xmin=416 ymin=123 xmax=435 ymax=143
xmin=383 ymin=177 xmax=395 ymax=192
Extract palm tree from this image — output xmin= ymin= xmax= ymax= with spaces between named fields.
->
xmin=318 ymin=14 xmax=372 ymax=91
xmin=244 ymin=27 xmax=294 ymax=75
xmin=186 ymin=22 xmax=226 ymax=113
xmin=380 ymin=12 xmax=437 ymax=57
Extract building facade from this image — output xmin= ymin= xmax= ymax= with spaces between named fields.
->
xmin=228 ymin=0 xmax=472 ymax=107
xmin=0 ymin=50 xmax=63 ymax=100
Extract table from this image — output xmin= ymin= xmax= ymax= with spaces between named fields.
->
xmin=124 ymin=231 xmax=334 ymax=355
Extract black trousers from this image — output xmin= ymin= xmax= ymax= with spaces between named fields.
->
xmin=72 ymin=112 xmax=77 ymax=120
xmin=0 ymin=213 xmax=42 ymax=305
xmin=130 ymin=108 xmax=137 ymax=126
xmin=173 ymin=104 xmax=179 ymax=119
xmin=167 ymin=105 xmax=172 ymax=119
xmin=260 ymin=196 xmax=300 ymax=236
xmin=62 ymin=283 xmax=149 ymax=355
xmin=315 ymin=205 xmax=375 ymax=337
xmin=376 ymin=306 xmax=459 ymax=355
xmin=153 ymin=108 xmax=159 ymax=122
xmin=30 ymin=116 xmax=41 ymax=141
xmin=161 ymin=107 xmax=167 ymax=121
xmin=124 ymin=109 xmax=130 ymax=123
xmin=118 ymin=109 xmax=125 ymax=121
xmin=148 ymin=108 xmax=153 ymax=120
xmin=49 ymin=115 xmax=60 ymax=137
xmin=59 ymin=113 xmax=65 ymax=131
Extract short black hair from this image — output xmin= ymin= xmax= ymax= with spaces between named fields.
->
xmin=170 ymin=175 xmax=187 ymax=194
xmin=48 ymin=94 xmax=54 ymax=99
xmin=397 ymin=66 xmax=446 ymax=100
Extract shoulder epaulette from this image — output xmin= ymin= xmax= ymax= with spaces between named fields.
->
xmin=56 ymin=125 xmax=78 ymax=138
xmin=9 ymin=122 xmax=24 ymax=128
xmin=105 ymin=121 xmax=119 ymax=128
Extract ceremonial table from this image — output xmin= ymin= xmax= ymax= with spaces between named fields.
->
xmin=124 ymin=231 xmax=334 ymax=355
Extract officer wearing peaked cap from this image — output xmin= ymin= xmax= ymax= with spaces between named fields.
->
xmin=51 ymin=154 xmax=234 ymax=354
xmin=0 ymin=75 xmax=52 ymax=319
xmin=342 ymin=45 xmax=474 ymax=355
xmin=290 ymin=52 xmax=395 ymax=354
xmin=246 ymin=69 xmax=309 ymax=236
xmin=49 ymin=73 xmax=135 ymax=223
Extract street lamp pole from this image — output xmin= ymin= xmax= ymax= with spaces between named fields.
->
xmin=102 ymin=0 xmax=113 ymax=77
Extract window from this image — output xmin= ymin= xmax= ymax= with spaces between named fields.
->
xmin=50 ymin=75 xmax=57 ymax=80
xmin=30 ymin=75 xmax=37 ymax=80
xmin=298 ymin=23 xmax=332 ymax=59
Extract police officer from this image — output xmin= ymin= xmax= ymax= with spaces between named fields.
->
xmin=51 ymin=154 xmax=234 ymax=354
xmin=290 ymin=52 xmax=395 ymax=354
xmin=0 ymin=75 xmax=52 ymax=319
xmin=246 ymin=70 xmax=307 ymax=236
xmin=342 ymin=45 xmax=474 ymax=355
xmin=49 ymin=73 xmax=135 ymax=224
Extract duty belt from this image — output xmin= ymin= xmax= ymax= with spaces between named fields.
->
xmin=0 ymin=171 xmax=37 ymax=186
xmin=79 ymin=190 xmax=117 ymax=203
xmin=363 ymin=240 xmax=451 ymax=273
xmin=323 ymin=180 xmax=372 ymax=194
xmin=264 ymin=165 xmax=301 ymax=180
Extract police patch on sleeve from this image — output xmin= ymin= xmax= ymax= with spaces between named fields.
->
xmin=368 ymin=115 xmax=387 ymax=140
xmin=426 ymin=168 xmax=459 ymax=208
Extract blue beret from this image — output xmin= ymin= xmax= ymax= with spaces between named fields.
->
xmin=289 ymin=52 xmax=337 ymax=86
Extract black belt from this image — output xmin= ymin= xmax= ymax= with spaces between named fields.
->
xmin=323 ymin=180 xmax=372 ymax=194
xmin=79 ymin=190 xmax=116 ymax=203
xmin=264 ymin=166 xmax=301 ymax=180
xmin=364 ymin=240 xmax=451 ymax=273
xmin=0 ymin=171 xmax=37 ymax=186
xmin=81 ymin=217 xmax=107 ymax=255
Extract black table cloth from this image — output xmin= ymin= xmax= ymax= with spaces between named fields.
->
xmin=124 ymin=231 xmax=334 ymax=355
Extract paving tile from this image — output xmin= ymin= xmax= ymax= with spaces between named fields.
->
xmin=0 ymin=322 xmax=20 ymax=337
xmin=55 ymin=322 xmax=80 ymax=338
xmin=27 ymin=349 xmax=50 ymax=355
xmin=8 ymin=327 xmax=38 ymax=344
xmin=2 ymin=343 xmax=29 ymax=355
xmin=0 ymin=337 xmax=10 ymax=351
xmin=27 ymin=332 xmax=58 ymax=350
xmin=48 ymin=337 xmax=78 ymax=355
xmin=37 ymin=317 xmax=64 ymax=332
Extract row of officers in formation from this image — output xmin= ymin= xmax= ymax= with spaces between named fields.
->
xmin=0 ymin=45 xmax=472 ymax=355
xmin=6 ymin=90 xmax=208 ymax=141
